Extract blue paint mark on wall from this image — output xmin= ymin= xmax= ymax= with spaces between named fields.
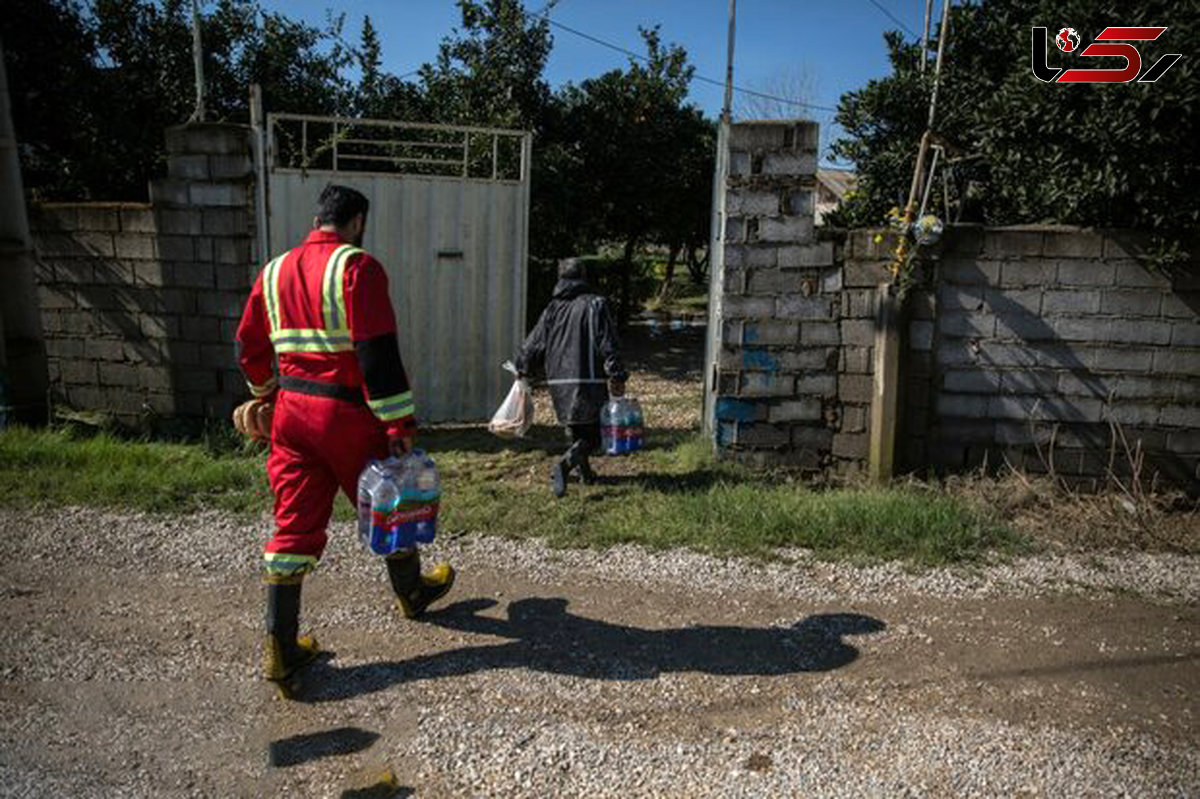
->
xmin=717 ymin=421 xmax=737 ymax=447
xmin=742 ymin=347 xmax=777 ymax=371
xmin=715 ymin=398 xmax=758 ymax=423
xmin=743 ymin=324 xmax=759 ymax=343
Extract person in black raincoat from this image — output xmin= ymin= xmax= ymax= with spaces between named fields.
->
xmin=515 ymin=258 xmax=627 ymax=497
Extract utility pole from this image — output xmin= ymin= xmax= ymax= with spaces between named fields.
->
xmin=722 ymin=0 xmax=737 ymax=121
xmin=705 ymin=0 xmax=738 ymax=436
xmin=920 ymin=0 xmax=932 ymax=73
xmin=870 ymin=0 xmax=953 ymax=482
xmin=189 ymin=0 xmax=206 ymax=122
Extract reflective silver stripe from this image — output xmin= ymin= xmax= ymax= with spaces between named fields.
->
xmin=367 ymin=386 xmax=420 ymax=419
xmin=270 ymin=327 xmax=354 ymax=353
xmin=323 ymin=245 xmax=359 ymax=331
xmin=247 ymin=376 xmax=278 ymax=398
xmin=262 ymin=255 xmax=285 ymax=333
xmin=588 ymin=300 xmax=597 ymax=380
xmin=370 ymin=400 xmax=417 ymax=422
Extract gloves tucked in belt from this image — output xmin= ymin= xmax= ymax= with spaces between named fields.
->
xmin=233 ymin=399 xmax=274 ymax=442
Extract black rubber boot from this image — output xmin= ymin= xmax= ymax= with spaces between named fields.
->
xmin=386 ymin=549 xmax=455 ymax=619
xmin=565 ymin=438 xmax=596 ymax=485
xmin=263 ymin=577 xmax=319 ymax=697
xmin=551 ymin=458 xmax=570 ymax=497
xmin=577 ymin=453 xmax=597 ymax=485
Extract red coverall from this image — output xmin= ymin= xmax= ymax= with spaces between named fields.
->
xmin=236 ymin=229 xmax=417 ymax=579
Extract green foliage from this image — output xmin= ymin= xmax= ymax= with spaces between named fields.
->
xmin=5 ymin=0 xmax=714 ymax=297
xmin=830 ymin=0 xmax=1199 ymax=251
xmin=2 ymin=0 xmax=354 ymax=200
xmin=419 ymin=0 xmax=553 ymax=131
xmin=526 ymin=253 xmax=660 ymax=327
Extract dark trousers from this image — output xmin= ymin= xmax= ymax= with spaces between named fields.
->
xmin=564 ymin=423 xmax=600 ymax=466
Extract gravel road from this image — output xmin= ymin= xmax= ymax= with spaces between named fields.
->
xmin=2 ymin=506 xmax=1198 ymax=797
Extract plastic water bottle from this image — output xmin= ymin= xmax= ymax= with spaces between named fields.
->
xmin=627 ymin=397 xmax=644 ymax=452
xmin=398 ymin=450 xmax=440 ymax=544
xmin=357 ymin=450 xmax=441 ymax=555
xmin=601 ymin=399 xmax=619 ymax=455
xmin=601 ymin=398 xmax=644 ymax=456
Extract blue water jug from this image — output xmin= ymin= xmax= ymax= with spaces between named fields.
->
xmin=601 ymin=397 xmax=644 ymax=456
xmin=357 ymin=450 xmax=441 ymax=555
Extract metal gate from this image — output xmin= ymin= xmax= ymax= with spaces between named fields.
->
xmin=262 ymin=113 xmax=531 ymax=423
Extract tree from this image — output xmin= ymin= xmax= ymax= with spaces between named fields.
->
xmin=554 ymin=27 xmax=708 ymax=320
xmin=0 ymin=0 xmax=102 ymax=200
xmin=3 ymin=0 xmax=355 ymax=200
xmin=419 ymin=0 xmax=553 ymax=131
xmin=734 ymin=65 xmax=817 ymax=121
xmin=828 ymin=0 xmax=1199 ymax=260
xmin=352 ymin=15 xmax=424 ymax=120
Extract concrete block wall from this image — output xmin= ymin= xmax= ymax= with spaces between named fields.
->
xmin=925 ymin=226 xmax=1200 ymax=490
xmin=831 ymin=232 xmax=938 ymax=476
xmin=711 ymin=198 xmax=1200 ymax=490
xmin=30 ymin=123 xmax=256 ymax=425
xmin=710 ymin=120 xmax=840 ymax=471
xmin=829 ymin=225 xmax=1200 ymax=490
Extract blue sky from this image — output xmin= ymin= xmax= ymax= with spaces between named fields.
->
xmin=259 ymin=0 xmax=937 ymax=164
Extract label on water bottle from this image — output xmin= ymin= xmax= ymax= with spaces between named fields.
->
xmin=603 ymin=426 xmax=643 ymax=455
xmin=372 ymin=502 xmax=440 ymax=528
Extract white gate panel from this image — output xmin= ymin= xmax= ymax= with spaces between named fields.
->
xmin=264 ymin=115 xmax=530 ymax=423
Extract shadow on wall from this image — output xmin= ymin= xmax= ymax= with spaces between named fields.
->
xmin=33 ymin=209 xmax=183 ymax=429
xmin=928 ymin=230 xmax=1200 ymax=492
xmin=31 ymin=200 xmax=246 ymax=436
xmin=298 ymin=598 xmax=886 ymax=703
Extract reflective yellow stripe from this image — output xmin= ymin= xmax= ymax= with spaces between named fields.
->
xmin=247 ymin=376 xmax=278 ymax=398
xmin=262 ymin=255 xmax=284 ymax=333
xmin=263 ymin=552 xmax=318 ymax=576
xmin=323 ymin=245 xmax=359 ymax=332
xmin=269 ymin=327 xmax=354 ymax=354
xmin=368 ymin=391 xmax=416 ymax=422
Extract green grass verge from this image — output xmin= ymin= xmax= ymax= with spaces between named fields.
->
xmin=432 ymin=433 xmax=1025 ymax=566
xmin=0 ymin=426 xmax=269 ymax=515
xmin=0 ymin=427 xmax=1023 ymax=565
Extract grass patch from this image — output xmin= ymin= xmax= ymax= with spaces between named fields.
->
xmin=0 ymin=426 xmax=269 ymax=515
xmin=0 ymin=426 xmax=1023 ymax=565
xmin=431 ymin=432 xmax=1023 ymax=566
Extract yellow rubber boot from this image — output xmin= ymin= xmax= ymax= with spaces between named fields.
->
xmin=263 ymin=576 xmax=320 ymax=698
xmin=386 ymin=549 xmax=455 ymax=619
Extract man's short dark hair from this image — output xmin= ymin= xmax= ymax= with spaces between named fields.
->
xmin=558 ymin=257 xmax=586 ymax=280
xmin=316 ymin=184 xmax=369 ymax=227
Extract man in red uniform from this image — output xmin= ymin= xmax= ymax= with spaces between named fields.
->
xmin=234 ymin=184 xmax=455 ymax=695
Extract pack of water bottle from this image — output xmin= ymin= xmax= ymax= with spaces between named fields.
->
xmin=600 ymin=397 xmax=644 ymax=456
xmin=356 ymin=450 xmax=440 ymax=556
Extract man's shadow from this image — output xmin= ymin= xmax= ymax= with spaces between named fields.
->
xmin=302 ymin=598 xmax=884 ymax=703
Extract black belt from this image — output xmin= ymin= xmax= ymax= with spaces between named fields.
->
xmin=279 ymin=376 xmax=365 ymax=404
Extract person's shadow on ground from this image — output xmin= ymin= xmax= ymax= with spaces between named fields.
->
xmin=302 ymin=597 xmax=885 ymax=703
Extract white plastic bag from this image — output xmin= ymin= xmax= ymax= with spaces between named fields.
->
xmin=488 ymin=360 xmax=534 ymax=438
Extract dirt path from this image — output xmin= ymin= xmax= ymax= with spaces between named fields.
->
xmin=1 ymin=508 xmax=1197 ymax=797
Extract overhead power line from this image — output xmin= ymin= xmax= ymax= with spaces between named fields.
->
xmin=544 ymin=17 xmax=839 ymax=114
xmin=865 ymin=0 xmax=918 ymax=38
xmin=394 ymin=4 xmax=841 ymax=116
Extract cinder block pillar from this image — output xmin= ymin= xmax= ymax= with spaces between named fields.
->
xmin=150 ymin=123 xmax=256 ymax=420
xmin=704 ymin=120 xmax=838 ymax=470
